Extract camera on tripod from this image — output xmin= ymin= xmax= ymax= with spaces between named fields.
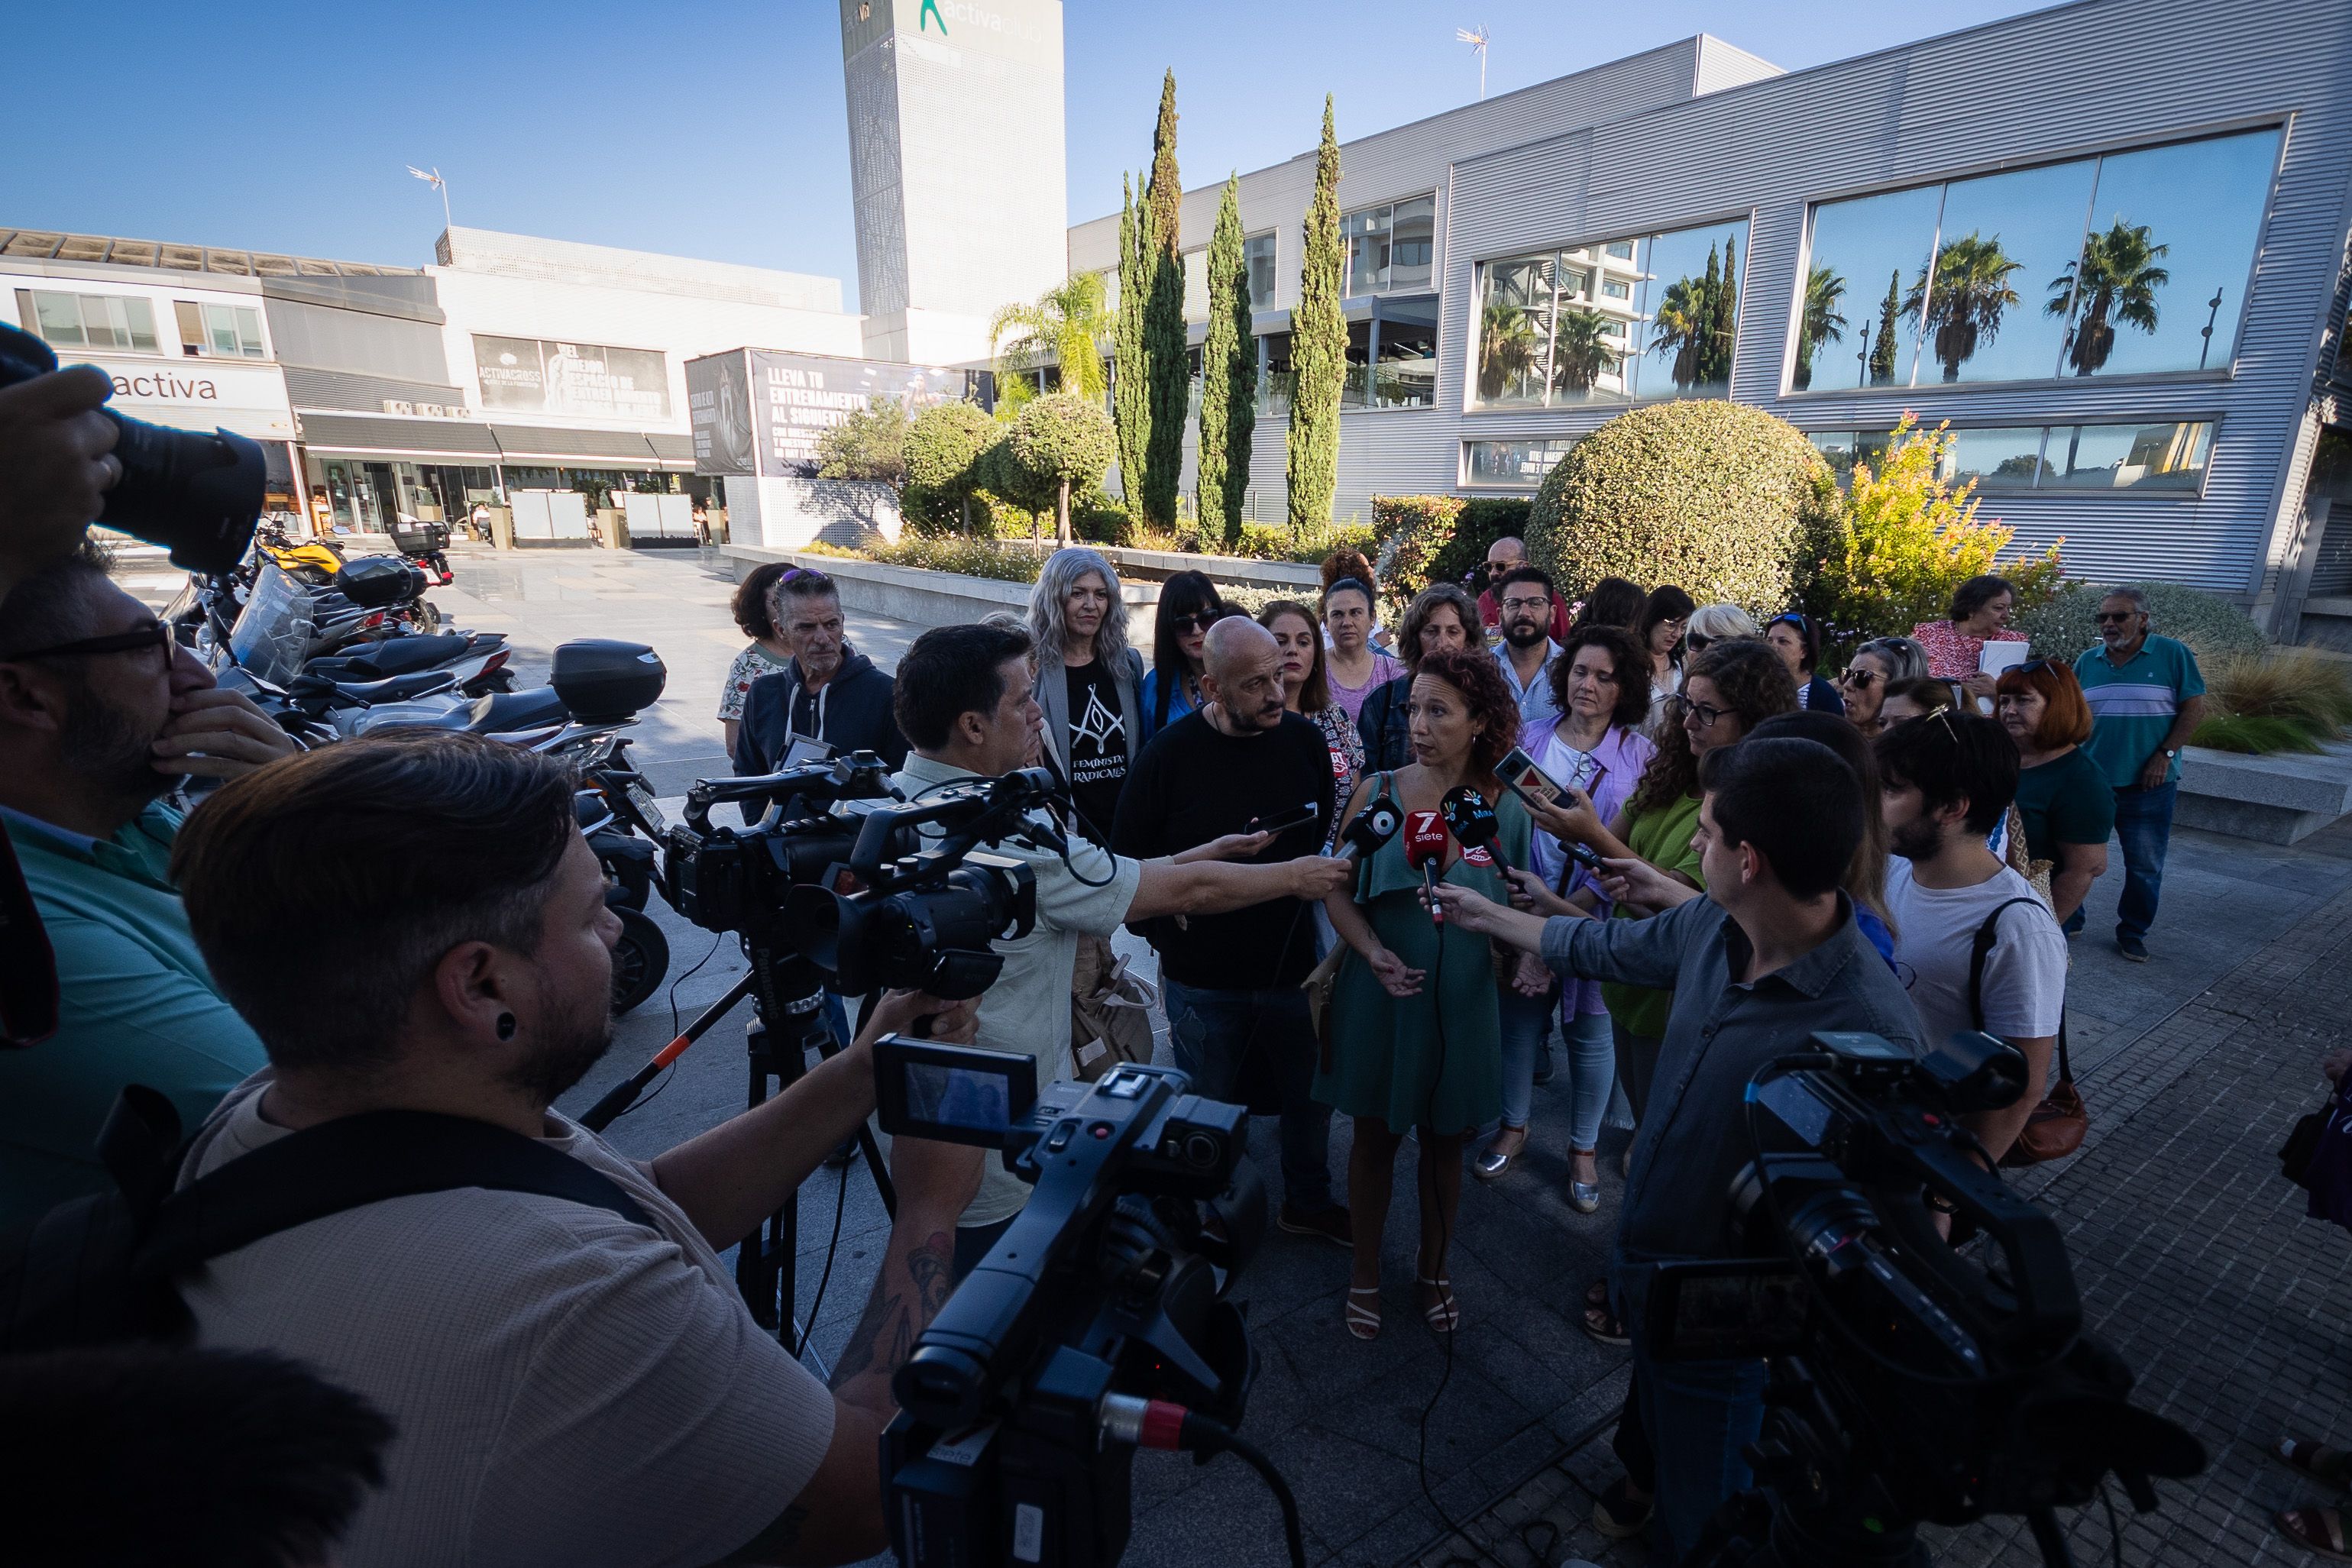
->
xmin=1645 ymin=1030 xmax=2205 ymax=1568
xmin=872 ymin=1038 xmax=1274 ymax=1568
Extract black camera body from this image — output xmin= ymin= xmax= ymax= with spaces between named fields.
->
xmin=0 ymin=322 xmax=264 ymax=574
xmin=1648 ymin=1030 xmax=2203 ymax=1567
xmin=875 ymin=1042 xmax=1261 ymax=1568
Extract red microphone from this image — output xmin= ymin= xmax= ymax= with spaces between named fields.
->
xmin=1404 ymin=810 xmax=1448 ymax=926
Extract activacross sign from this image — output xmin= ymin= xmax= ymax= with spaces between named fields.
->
xmin=684 ymin=348 xmax=971 ymax=478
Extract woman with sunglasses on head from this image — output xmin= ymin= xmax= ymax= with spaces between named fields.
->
xmin=1140 ymin=571 xmax=1225 ymax=747
xmin=1321 ymin=577 xmax=1403 ymax=725
xmin=1913 ymin=574 xmax=2025 ymax=704
xmin=1679 ymin=603 xmax=1755 ymax=659
xmin=1634 ymin=586 xmax=1694 ymax=736
xmin=1996 ymin=659 xmax=2114 ymax=930
xmin=1835 ymin=636 xmax=1930 ymax=739
xmin=1764 ymin=612 xmax=1846 ymax=716
xmin=1477 ymin=624 xmax=1654 ymax=1209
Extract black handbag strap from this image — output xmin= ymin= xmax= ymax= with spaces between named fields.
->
xmin=136 ymin=1109 xmax=653 ymax=1281
xmin=1966 ymin=897 xmax=2048 ymax=1035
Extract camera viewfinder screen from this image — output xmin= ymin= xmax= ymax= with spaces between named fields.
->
xmin=1674 ymin=1270 xmax=1808 ymax=1358
xmin=904 ymin=1062 xmax=1014 ymax=1133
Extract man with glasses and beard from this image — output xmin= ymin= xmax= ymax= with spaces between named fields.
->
xmin=166 ymin=735 xmax=993 ymax=1567
xmin=1490 ymin=565 xmax=1564 ymax=735
xmin=0 ymin=543 xmax=297 ymax=1227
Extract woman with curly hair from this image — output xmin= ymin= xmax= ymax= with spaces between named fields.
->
xmin=1318 ymin=645 xmax=1529 ymax=1341
xmin=717 ymin=561 xmax=794 ymax=755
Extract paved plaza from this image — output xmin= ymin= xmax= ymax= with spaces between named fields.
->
xmin=419 ymin=547 xmax=2351 ymax=1568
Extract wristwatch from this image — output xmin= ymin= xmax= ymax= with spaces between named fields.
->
xmin=2162 ymin=748 xmax=2179 ymax=760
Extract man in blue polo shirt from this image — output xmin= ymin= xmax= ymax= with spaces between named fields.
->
xmin=2072 ymin=586 xmax=2207 ymax=962
xmin=0 ymin=544 xmax=297 ymax=1225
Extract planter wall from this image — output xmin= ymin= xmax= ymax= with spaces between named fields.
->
xmin=2176 ymin=740 xmax=2352 ymax=844
xmin=717 ymin=545 xmax=1165 ymax=654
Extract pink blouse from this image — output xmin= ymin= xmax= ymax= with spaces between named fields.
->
xmin=1910 ymin=619 xmax=2026 ymax=682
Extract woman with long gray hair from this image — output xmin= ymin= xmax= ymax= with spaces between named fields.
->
xmin=1027 ymin=547 xmax=1145 ymax=846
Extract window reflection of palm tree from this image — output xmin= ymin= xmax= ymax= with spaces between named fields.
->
xmin=1905 ymin=232 xmax=2023 ymax=382
xmin=1478 ymin=302 xmax=1542 ymax=400
xmin=1650 ymin=277 xmax=1707 ymax=388
xmin=1550 ymin=308 xmax=1615 ymax=395
xmin=2047 ymin=219 xmax=2170 ymax=377
xmin=1792 ymin=265 xmax=1849 ymax=390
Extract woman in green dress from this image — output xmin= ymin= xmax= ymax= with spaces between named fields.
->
xmin=1318 ymin=647 xmax=1530 ymax=1340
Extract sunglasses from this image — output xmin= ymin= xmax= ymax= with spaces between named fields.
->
xmin=1168 ymin=611 xmax=1226 ymax=635
xmin=2095 ymin=611 xmax=2138 ymax=624
xmin=1837 ymin=668 xmax=1879 ymax=688
xmin=6 ymin=622 xmax=172 ymax=662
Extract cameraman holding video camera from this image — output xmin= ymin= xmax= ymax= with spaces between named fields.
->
xmin=890 ymin=622 xmax=1354 ymax=1276
xmin=1432 ymin=737 xmax=1921 ymax=1563
xmin=167 ymin=735 xmax=990 ymax=1567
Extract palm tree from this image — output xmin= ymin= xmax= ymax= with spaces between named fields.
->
xmin=988 ymin=272 xmax=1113 ymax=408
xmin=2048 ymin=219 xmax=2170 ymax=376
xmin=1550 ymin=309 xmax=1616 ymax=396
xmin=1478 ymin=301 xmax=1542 ymax=401
xmin=1904 ymin=231 xmax=2023 ymax=382
xmin=1649 ymin=276 xmax=1707 ymax=389
xmin=1792 ymin=265 xmax=1849 ymax=390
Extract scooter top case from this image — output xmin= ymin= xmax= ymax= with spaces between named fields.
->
xmin=334 ymin=556 xmax=428 ymax=609
xmin=550 ymin=640 xmax=666 ymax=726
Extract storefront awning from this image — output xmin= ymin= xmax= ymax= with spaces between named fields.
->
xmin=487 ymin=424 xmax=684 ymax=467
xmin=297 ymin=412 xmax=501 ymax=461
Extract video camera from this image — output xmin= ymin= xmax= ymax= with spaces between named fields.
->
xmin=655 ymin=755 xmax=1063 ymax=1010
xmin=873 ymin=1038 xmax=1288 ymax=1568
xmin=1647 ymin=1030 xmax=2205 ymax=1568
xmin=0 ymin=322 xmax=264 ymax=575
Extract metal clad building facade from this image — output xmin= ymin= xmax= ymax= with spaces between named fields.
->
xmin=1069 ymin=0 xmax=2352 ymax=622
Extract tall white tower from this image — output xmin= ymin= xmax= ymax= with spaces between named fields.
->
xmin=840 ymin=0 xmax=1067 ymax=367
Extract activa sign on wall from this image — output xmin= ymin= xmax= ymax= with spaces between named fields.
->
xmin=81 ymin=354 xmax=294 ymax=441
xmin=684 ymin=348 xmax=972 ymax=477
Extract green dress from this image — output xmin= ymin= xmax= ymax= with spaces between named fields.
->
xmin=1599 ymin=791 xmax=1706 ymax=1039
xmin=1315 ymin=779 xmax=1532 ymax=1136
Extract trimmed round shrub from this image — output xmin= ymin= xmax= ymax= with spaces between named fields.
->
xmin=2011 ymin=579 xmax=2266 ymax=661
xmin=1527 ymin=402 xmax=1833 ymax=611
xmin=1009 ymin=392 xmax=1118 ymax=506
xmin=903 ymin=399 xmax=998 ymax=534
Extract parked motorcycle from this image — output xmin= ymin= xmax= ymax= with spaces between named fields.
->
xmin=389 ymin=515 xmax=455 ymax=586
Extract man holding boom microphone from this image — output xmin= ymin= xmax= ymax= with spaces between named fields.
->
xmin=888 ymin=622 xmax=1354 ymax=1278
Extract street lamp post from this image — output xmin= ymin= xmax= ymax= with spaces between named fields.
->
xmin=2198 ymin=287 xmax=2224 ymax=370
xmin=406 ymin=165 xmax=453 ymax=241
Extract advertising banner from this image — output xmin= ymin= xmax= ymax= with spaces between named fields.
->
xmin=685 ymin=351 xmax=758 ymax=476
xmin=473 ymin=335 xmax=671 ymax=421
xmin=79 ymin=353 xmax=295 ymax=441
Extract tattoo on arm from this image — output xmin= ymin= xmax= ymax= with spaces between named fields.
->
xmin=830 ymin=1230 xmax=956 ymax=1394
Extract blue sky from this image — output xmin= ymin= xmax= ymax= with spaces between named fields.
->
xmin=8 ymin=0 xmax=2050 ymax=310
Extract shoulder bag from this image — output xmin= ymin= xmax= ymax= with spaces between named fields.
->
xmin=1969 ymin=897 xmax=2087 ymax=1167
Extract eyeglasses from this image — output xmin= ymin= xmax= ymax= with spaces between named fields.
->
xmin=5 ymin=622 xmax=172 ymax=662
xmin=1667 ymin=693 xmax=1729 ymax=729
xmin=1499 ymin=596 xmax=1551 ymax=613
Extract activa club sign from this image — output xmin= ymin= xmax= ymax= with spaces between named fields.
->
xmin=84 ymin=352 xmax=295 ymax=441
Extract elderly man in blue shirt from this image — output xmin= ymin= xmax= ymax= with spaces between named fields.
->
xmin=0 ymin=543 xmax=298 ymax=1225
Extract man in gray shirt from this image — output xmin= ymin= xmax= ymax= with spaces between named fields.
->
xmin=1435 ymin=736 xmax=1923 ymax=1563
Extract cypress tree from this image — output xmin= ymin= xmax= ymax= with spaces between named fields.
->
xmin=1707 ymin=233 xmax=1739 ymax=388
xmin=1869 ymin=267 xmax=1901 ymax=385
xmin=1695 ymin=246 xmax=1723 ymax=390
xmin=1113 ymin=175 xmax=1148 ymax=505
xmin=1140 ymin=70 xmax=1188 ymax=530
xmin=1287 ymin=95 xmax=1345 ymax=530
xmin=1198 ymin=174 xmax=1256 ymax=548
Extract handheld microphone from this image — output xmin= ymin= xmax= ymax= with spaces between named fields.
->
xmin=1404 ymin=810 xmax=1448 ymax=926
xmin=1438 ymin=787 xmax=1509 ymax=875
xmin=1339 ymin=797 xmax=1404 ymax=861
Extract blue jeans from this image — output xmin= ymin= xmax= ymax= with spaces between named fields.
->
xmin=2111 ymin=781 xmax=2178 ymax=940
xmin=1500 ymin=989 xmax=1615 ymax=1153
xmin=1163 ymin=979 xmax=1337 ymax=1214
xmin=1632 ymin=1323 xmax=1768 ymax=1561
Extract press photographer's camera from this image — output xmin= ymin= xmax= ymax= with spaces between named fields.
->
xmin=0 ymin=322 xmax=264 ymax=575
xmin=1646 ymin=1030 xmax=2205 ymax=1568
xmin=872 ymin=1039 xmax=1268 ymax=1568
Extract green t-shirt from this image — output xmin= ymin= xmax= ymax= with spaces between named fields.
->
xmin=2013 ymin=746 xmax=2117 ymax=862
xmin=0 ymin=804 xmax=267 ymax=1229
xmin=1600 ymin=790 xmax=1705 ymax=1039
xmin=2073 ymin=635 xmax=2205 ymax=787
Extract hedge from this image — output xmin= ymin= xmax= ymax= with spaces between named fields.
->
xmin=2011 ymin=580 xmax=2266 ymax=662
xmin=1528 ymin=402 xmax=1833 ymax=615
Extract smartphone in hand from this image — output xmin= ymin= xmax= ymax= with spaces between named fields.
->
xmin=1496 ymin=747 xmax=1563 ymax=814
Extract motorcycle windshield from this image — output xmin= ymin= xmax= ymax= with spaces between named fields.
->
xmin=228 ymin=563 xmax=318 ymax=687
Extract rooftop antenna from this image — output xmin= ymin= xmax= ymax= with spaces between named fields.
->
xmin=406 ymin=165 xmax=452 ymax=238
xmin=1456 ymin=25 xmax=1491 ymax=100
